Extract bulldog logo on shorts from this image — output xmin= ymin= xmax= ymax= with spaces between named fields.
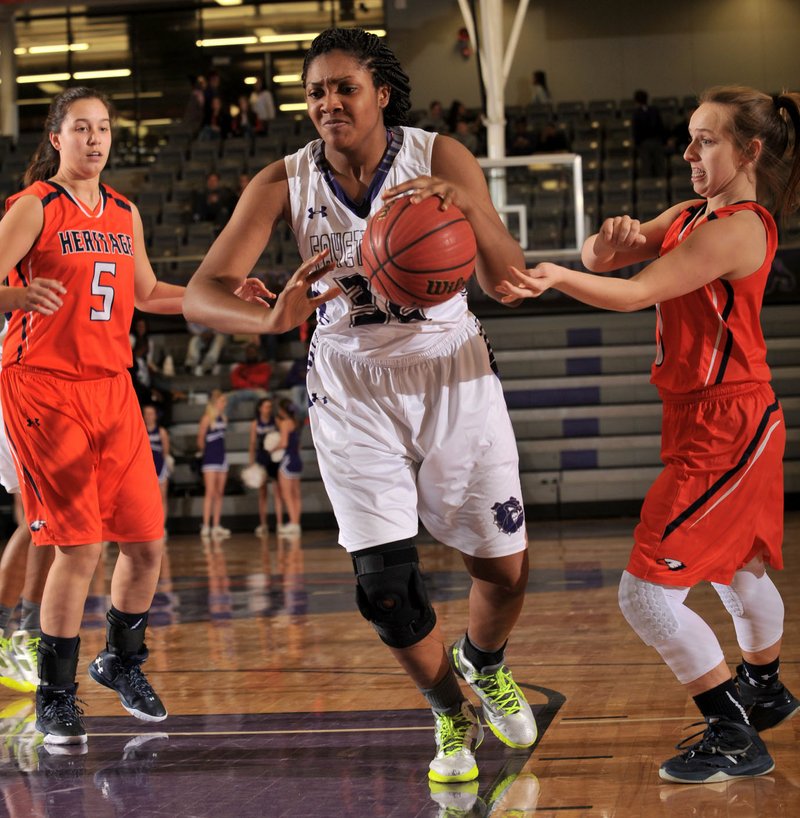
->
xmin=491 ymin=497 xmax=524 ymax=534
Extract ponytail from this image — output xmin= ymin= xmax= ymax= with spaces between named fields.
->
xmin=24 ymin=139 xmax=60 ymax=187
xmin=771 ymin=93 xmax=800 ymax=216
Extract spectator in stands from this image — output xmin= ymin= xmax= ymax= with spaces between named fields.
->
xmin=632 ymin=89 xmax=666 ymax=177
xmin=531 ymin=70 xmax=551 ymax=106
xmin=143 ymin=404 xmax=171 ymax=540
xmin=129 ymin=315 xmax=157 ymax=368
xmin=192 ymin=171 xmax=236 ymax=229
xmin=249 ymin=396 xmax=283 ymax=537
xmin=236 ymin=172 xmax=252 ymax=200
xmin=447 ymin=99 xmax=469 ymax=134
xmin=275 ymin=399 xmax=303 ymax=535
xmin=184 ymin=321 xmax=227 ymax=376
xmin=666 ymin=105 xmax=695 ymax=158
xmin=536 ymin=121 xmax=570 ymax=152
xmin=183 ymin=74 xmax=206 ymax=136
xmin=507 ymin=117 xmax=536 ymax=155
xmin=130 ymin=337 xmax=174 ymax=426
xmin=249 ymin=77 xmax=276 ymax=131
xmin=416 ymin=100 xmax=447 ymax=133
xmin=452 ymin=119 xmax=479 ymax=155
xmin=203 ymin=70 xmax=222 ymax=114
xmin=230 ymin=94 xmax=257 ymax=140
xmin=197 ymin=389 xmax=230 ymax=539
xmin=226 ymin=341 xmax=273 ymax=418
xmin=199 ymin=95 xmax=231 ymax=142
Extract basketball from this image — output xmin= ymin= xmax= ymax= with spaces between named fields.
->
xmin=361 ymin=196 xmax=477 ymax=309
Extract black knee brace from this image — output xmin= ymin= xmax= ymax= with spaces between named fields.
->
xmin=352 ymin=540 xmax=436 ymax=649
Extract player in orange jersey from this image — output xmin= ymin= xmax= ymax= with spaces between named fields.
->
xmin=499 ymin=86 xmax=800 ymax=784
xmin=0 ymin=87 xmax=330 ymax=746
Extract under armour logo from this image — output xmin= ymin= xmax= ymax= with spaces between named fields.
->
xmin=310 ymin=392 xmax=328 ymax=405
xmin=26 ymin=417 xmax=40 ymax=428
xmin=307 ymin=205 xmax=328 ymax=219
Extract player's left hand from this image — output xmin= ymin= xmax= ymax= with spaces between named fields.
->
xmin=497 ymin=264 xmax=562 ymax=302
xmin=383 ymin=175 xmax=464 ymax=211
xmin=265 ymin=250 xmax=340 ymax=335
xmin=234 ymin=277 xmax=275 ymax=307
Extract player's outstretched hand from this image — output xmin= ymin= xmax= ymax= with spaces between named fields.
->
xmin=235 ymin=277 xmax=275 ymax=307
xmin=383 ymin=176 xmax=462 ymax=211
xmin=497 ymin=264 xmax=561 ymax=303
xmin=265 ymin=250 xmax=340 ymax=334
xmin=18 ymin=278 xmax=67 ymax=315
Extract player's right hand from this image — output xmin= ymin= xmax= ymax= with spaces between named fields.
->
xmin=595 ymin=216 xmax=647 ymax=252
xmin=265 ymin=250 xmax=340 ymax=335
xmin=18 ymin=278 xmax=67 ymax=315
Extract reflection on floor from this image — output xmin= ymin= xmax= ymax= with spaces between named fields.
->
xmin=0 ymin=708 xmax=547 ymax=818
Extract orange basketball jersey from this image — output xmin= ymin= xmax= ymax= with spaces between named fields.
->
xmin=652 ymin=201 xmax=777 ymax=396
xmin=3 ymin=180 xmax=136 ymax=379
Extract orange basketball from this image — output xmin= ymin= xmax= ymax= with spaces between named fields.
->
xmin=361 ymin=196 xmax=477 ymax=309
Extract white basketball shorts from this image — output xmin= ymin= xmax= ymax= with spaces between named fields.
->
xmin=0 ymin=386 xmax=20 ymax=494
xmin=307 ymin=315 xmax=527 ymax=556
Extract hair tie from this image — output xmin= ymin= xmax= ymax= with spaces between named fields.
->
xmin=772 ymin=94 xmax=784 ymax=111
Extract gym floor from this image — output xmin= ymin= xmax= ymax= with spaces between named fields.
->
xmin=0 ymin=512 xmax=797 ymax=817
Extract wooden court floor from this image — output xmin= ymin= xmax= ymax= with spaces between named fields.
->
xmin=0 ymin=511 xmax=798 ymax=817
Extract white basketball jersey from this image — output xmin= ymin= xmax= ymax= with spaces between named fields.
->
xmin=286 ymin=126 xmax=469 ymax=358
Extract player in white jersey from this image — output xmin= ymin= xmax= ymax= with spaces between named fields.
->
xmin=184 ymin=27 xmax=536 ymax=782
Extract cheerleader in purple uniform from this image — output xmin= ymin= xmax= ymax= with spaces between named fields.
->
xmin=248 ymin=396 xmax=284 ymax=536
xmin=197 ymin=390 xmax=230 ymax=539
xmin=275 ymin=399 xmax=303 ymax=535
xmin=143 ymin=404 xmax=170 ymax=537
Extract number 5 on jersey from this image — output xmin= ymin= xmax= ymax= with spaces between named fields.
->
xmin=90 ymin=261 xmax=116 ymax=321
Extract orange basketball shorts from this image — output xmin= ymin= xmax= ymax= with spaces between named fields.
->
xmin=627 ymin=382 xmax=785 ymax=586
xmin=0 ymin=367 xmax=164 ymax=546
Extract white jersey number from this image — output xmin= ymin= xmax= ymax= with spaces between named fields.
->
xmin=90 ymin=261 xmax=117 ymax=321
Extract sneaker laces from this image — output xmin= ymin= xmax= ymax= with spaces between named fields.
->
xmin=122 ymin=663 xmax=157 ymax=698
xmin=472 ymin=666 xmax=522 ymax=715
xmin=674 ymin=718 xmax=754 ymax=757
xmin=436 ymin=710 xmax=475 ymax=757
xmin=41 ymin=690 xmax=85 ymax=724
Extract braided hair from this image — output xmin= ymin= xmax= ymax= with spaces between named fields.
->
xmin=301 ymin=28 xmax=411 ymax=127
xmin=24 ymin=86 xmax=113 ymax=187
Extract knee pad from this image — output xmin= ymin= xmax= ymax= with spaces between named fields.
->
xmin=618 ymin=570 xmax=686 ymax=646
xmin=619 ymin=571 xmax=724 ymax=684
xmin=712 ymin=558 xmax=784 ymax=652
xmin=352 ymin=540 xmax=436 ymax=649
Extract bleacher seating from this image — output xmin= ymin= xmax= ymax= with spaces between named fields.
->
xmin=4 ymin=94 xmax=794 ymax=532
xmin=156 ymin=304 xmax=799 ymax=529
